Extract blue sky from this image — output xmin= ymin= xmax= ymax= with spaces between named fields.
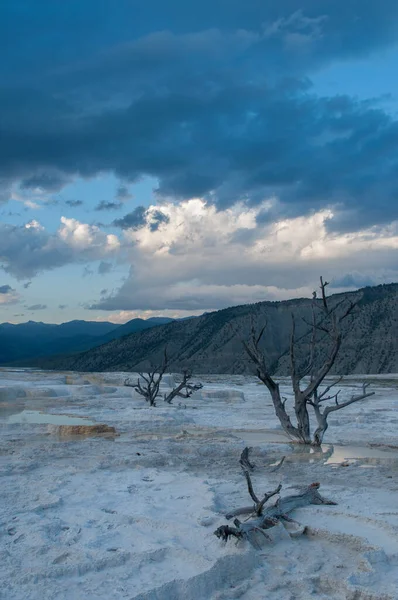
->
xmin=1 ymin=1 xmax=398 ymax=324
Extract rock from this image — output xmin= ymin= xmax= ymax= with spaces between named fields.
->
xmin=49 ymin=424 xmax=118 ymax=437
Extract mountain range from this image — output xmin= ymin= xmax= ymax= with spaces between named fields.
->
xmin=0 ymin=317 xmax=174 ymax=365
xmin=23 ymin=283 xmax=398 ymax=375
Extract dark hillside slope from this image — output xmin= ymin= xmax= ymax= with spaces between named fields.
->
xmin=0 ymin=317 xmax=175 ymax=365
xmin=36 ymin=283 xmax=398 ymax=374
xmin=0 ymin=320 xmax=117 ymax=364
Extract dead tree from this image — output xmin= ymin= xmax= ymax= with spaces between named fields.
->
xmin=124 ymin=348 xmax=169 ymax=407
xmin=124 ymin=352 xmax=203 ymax=407
xmin=164 ymin=369 xmax=203 ymax=404
xmin=242 ymin=276 xmax=374 ymax=445
xmin=215 ymin=447 xmax=336 ymax=546
xmin=311 ymin=381 xmax=372 ymax=445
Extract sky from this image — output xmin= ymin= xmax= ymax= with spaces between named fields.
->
xmin=1 ymin=1 xmax=398 ymax=325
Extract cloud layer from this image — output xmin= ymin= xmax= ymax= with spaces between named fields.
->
xmin=0 ymin=218 xmax=119 ymax=279
xmin=1 ymin=2 xmax=398 ymax=232
xmin=90 ymin=199 xmax=398 ymax=311
xmin=1 ymin=2 xmax=398 ymax=320
xmin=0 ymin=284 xmax=19 ymax=305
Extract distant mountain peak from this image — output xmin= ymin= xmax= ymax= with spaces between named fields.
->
xmin=0 ymin=316 xmax=175 ymax=366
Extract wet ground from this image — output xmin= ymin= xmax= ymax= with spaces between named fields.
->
xmin=2 ymin=368 xmax=398 ymax=599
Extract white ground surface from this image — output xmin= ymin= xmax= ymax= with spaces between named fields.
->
xmin=1 ymin=368 xmax=398 ymax=599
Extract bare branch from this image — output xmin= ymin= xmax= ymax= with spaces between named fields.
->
xmin=301 ymin=317 xmax=330 ymax=336
xmin=320 ymin=276 xmax=329 ymax=312
xmin=312 ymin=382 xmax=374 ymax=445
xmin=270 ymin=456 xmax=286 ymax=472
xmin=177 ymin=381 xmax=203 ymax=398
xmin=290 ymin=314 xmax=302 ymax=397
xmin=256 ymin=484 xmax=283 ymax=515
xmin=254 ymin=321 xmax=267 ymax=348
xmin=243 ymin=470 xmax=260 ymax=505
xmin=324 ymin=384 xmax=375 ymax=416
xmin=138 ymin=372 xmax=151 ymax=385
xmin=128 ymin=347 xmax=171 ymax=406
xmin=299 ymin=302 xmax=317 ymax=379
xmin=239 ymin=447 xmax=255 ymax=471
xmin=338 ymin=299 xmax=358 ymax=323
xmin=164 ymin=369 xmax=203 ymax=404
xmin=313 ymin=389 xmax=342 ymax=405
xmin=302 ymin=329 xmax=342 ymax=401
xmin=318 ymin=376 xmax=343 ymax=400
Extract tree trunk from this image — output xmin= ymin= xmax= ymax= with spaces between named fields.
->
xmin=241 ymin=278 xmax=373 ymax=447
xmin=268 ymin=385 xmax=301 ymax=442
xmin=294 ymin=392 xmax=311 ymax=444
xmin=312 ymin=407 xmax=328 ymax=446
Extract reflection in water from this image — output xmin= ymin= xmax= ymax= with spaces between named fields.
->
xmin=324 ymin=444 xmax=398 ymax=464
xmin=4 ymin=410 xmax=95 ymax=426
xmin=235 ymin=429 xmax=398 ymax=465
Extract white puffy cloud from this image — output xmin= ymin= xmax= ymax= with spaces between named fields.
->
xmin=2 ymin=199 xmax=397 ymax=313
xmin=0 ymin=217 xmax=120 ymax=279
xmin=58 ymin=217 xmax=120 ymax=251
xmin=92 ymin=199 xmax=398 ymax=312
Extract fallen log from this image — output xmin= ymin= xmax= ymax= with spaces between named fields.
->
xmin=214 ymin=448 xmax=336 ymax=546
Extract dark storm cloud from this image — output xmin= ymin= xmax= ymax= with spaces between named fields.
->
xmin=95 ymin=200 xmax=123 ymax=211
xmin=0 ymin=285 xmax=13 ymax=294
xmin=113 ymin=206 xmax=170 ymax=231
xmin=1 ymin=1 xmax=398 ymax=229
xmin=113 ymin=206 xmax=147 ymax=230
xmin=82 ymin=266 xmax=94 ymax=277
xmin=3 ymin=1 xmax=398 ymax=79
xmin=20 ymin=172 xmax=70 ymax=192
xmin=116 ymin=186 xmax=132 ymax=201
xmin=98 ymin=261 xmax=112 ymax=275
xmin=65 ymin=199 xmax=84 ymax=208
xmin=148 ymin=210 xmax=170 ymax=232
xmin=26 ymin=304 xmax=47 ymax=311
xmin=330 ymin=273 xmax=376 ymax=289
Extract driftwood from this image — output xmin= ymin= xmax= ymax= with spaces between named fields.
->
xmin=214 ymin=448 xmax=336 ymax=546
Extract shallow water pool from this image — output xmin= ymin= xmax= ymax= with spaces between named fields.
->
xmin=233 ymin=429 xmax=398 ymax=465
xmin=3 ymin=409 xmax=96 ymax=426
